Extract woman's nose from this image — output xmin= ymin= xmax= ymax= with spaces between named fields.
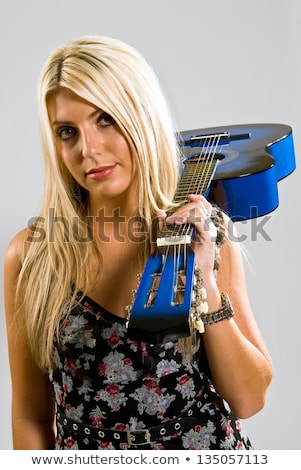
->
xmin=81 ymin=129 xmax=102 ymax=159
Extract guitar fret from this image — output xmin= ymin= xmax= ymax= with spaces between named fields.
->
xmin=159 ymin=159 xmax=218 ymax=241
xmin=174 ymin=161 xmax=217 ymax=199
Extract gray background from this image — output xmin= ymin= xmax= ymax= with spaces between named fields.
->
xmin=0 ymin=0 xmax=300 ymax=450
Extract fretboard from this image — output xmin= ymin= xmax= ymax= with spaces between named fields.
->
xmin=157 ymin=156 xmax=219 ymax=245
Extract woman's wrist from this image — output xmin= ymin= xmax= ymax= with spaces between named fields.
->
xmin=201 ymin=292 xmax=234 ymax=327
xmin=200 ymin=272 xmax=221 ymax=311
xmin=192 ymin=268 xmax=233 ymax=333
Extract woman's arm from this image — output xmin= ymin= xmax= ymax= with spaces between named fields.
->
xmin=202 ymin=232 xmax=273 ymax=419
xmin=167 ymin=195 xmax=273 ymax=419
xmin=4 ymin=230 xmax=55 ymax=449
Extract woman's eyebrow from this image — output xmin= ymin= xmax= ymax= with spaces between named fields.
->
xmin=52 ymin=108 xmax=103 ymax=127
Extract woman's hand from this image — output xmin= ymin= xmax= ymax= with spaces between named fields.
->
xmin=163 ymin=194 xmax=218 ymax=276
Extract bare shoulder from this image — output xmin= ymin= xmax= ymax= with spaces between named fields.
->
xmin=4 ymin=228 xmax=34 ymax=294
xmin=4 ymin=228 xmax=38 ymax=336
xmin=4 ymin=228 xmax=32 ymax=271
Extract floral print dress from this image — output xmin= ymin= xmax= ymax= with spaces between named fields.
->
xmin=50 ymin=295 xmax=253 ymax=450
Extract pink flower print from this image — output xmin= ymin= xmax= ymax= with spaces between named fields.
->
xmin=65 ymin=437 xmax=76 ymax=448
xmin=83 ymin=302 xmax=93 ymax=311
xmin=115 ymin=423 xmax=127 ymax=431
xmin=179 ymin=374 xmax=190 ymax=385
xmin=124 ymin=358 xmax=133 ymax=366
xmin=61 ymin=319 xmax=71 ymax=330
xmin=89 ymin=414 xmax=103 ymax=428
xmin=235 ymin=420 xmax=242 ymax=431
xmin=106 ymin=384 xmax=121 ymax=396
xmin=141 ymin=343 xmax=149 ymax=357
xmin=108 ymin=333 xmax=120 ymax=347
xmin=98 ymin=363 xmax=107 ymax=376
xmin=100 ymin=440 xmax=110 ymax=449
xmin=145 ymin=380 xmax=159 ymax=390
xmin=222 ymin=421 xmax=234 ymax=436
xmin=64 ymin=358 xmax=80 ymax=377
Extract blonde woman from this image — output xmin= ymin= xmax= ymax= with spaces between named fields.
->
xmin=4 ymin=36 xmax=272 ymax=450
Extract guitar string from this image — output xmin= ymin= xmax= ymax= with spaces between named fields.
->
xmin=174 ymin=133 xmax=221 ymax=242
xmin=149 ymin=134 xmax=221 ymax=308
xmin=179 ymin=134 xmax=220 ymax=297
xmin=170 ymin=134 xmax=221 ymax=305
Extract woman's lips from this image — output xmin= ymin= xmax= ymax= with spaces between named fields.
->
xmin=86 ymin=164 xmax=117 ymax=180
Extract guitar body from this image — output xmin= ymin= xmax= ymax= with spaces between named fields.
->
xmin=180 ymin=123 xmax=296 ymax=221
xmin=127 ymin=123 xmax=296 ymax=343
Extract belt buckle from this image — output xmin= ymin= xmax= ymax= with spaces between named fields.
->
xmin=127 ymin=429 xmax=151 ymax=446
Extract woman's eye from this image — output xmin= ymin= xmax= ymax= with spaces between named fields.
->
xmin=98 ymin=112 xmax=116 ymax=127
xmin=57 ymin=127 xmax=76 ymax=141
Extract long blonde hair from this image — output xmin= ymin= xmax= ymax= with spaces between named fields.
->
xmin=16 ymin=36 xmax=180 ymax=370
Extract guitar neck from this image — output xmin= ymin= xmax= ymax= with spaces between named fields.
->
xmin=158 ymin=156 xmax=219 ymax=245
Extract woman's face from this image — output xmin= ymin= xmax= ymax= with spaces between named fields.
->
xmin=48 ymin=87 xmax=137 ymax=212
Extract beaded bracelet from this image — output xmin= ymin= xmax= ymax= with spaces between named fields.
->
xmin=191 ymin=269 xmax=234 ymax=333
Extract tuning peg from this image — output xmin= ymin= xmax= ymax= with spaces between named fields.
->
xmin=125 ymin=305 xmax=132 ymax=315
xmin=193 ymin=318 xmax=205 ymax=334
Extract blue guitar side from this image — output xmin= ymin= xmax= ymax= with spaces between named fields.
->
xmin=180 ymin=123 xmax=296 ymax=221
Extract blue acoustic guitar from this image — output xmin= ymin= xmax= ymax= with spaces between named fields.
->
xmin=127 ymin=123 xmax=296 ymax=343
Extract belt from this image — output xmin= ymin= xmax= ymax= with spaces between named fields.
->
xmin=56 ymin=400 xmax=202 ymax=446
